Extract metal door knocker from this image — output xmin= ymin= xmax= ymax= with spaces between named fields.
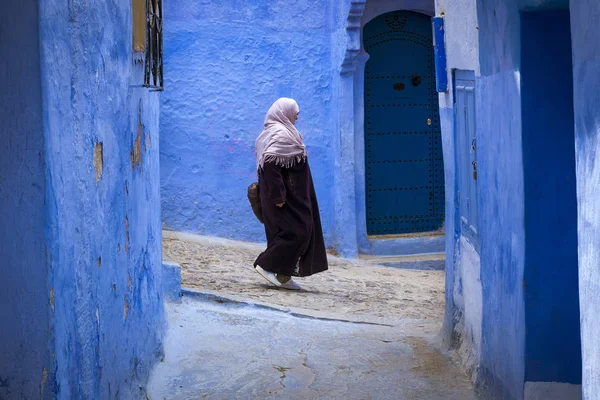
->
xmin=412 ymin=74 xmax=422 ymax=86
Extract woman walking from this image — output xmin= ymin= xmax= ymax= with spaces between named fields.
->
xmin=254 ymin=98 xmax=328 ymax=290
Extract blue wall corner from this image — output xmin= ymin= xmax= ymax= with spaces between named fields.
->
xmin=35 ymin=1 xmax=166 ymax=398
xmin=0 ymin=1 xmax=52 ymax=398
xmin=570 ymin=0 xmax=600 ymax=396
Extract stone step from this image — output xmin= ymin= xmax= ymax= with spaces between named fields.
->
xmin=360 ymin=233 xmax=445 ymax=257
xmin=359 ymin=253 xmax=445 ymax=271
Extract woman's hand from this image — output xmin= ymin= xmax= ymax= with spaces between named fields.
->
xmin=276 ymin=202 xmax=285 ymax=207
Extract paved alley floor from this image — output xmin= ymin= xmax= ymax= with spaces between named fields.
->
xmin=148 ymin=232 xmax=476 ymax=399
xmin=148 ymin=298 xmax=476 ymax=400
xmin=162 ymin=231 xmax=445 ymax=326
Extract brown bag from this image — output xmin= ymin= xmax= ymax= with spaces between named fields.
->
xmin=247 ymin=182 xmax=264 ymax=224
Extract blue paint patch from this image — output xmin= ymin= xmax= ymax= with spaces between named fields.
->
xmin=521 ymin=9 xmax=581 ymax=385
xmin=433 ymin=17 xmax=448 ymax=92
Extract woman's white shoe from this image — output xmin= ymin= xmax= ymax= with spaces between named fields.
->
xmin=255 ymin=266 xmax=302 ymax=290
xmin=254 ymin=265 xmax=282 ymax=287
xmin=279 ymin=278 xmax=302 ymax=291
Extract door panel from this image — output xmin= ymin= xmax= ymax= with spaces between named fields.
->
xmin=364 ymin=11 xmax=445 ymax=235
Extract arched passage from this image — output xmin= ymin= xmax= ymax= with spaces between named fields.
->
xmin=334 ymin=0 xmax=444 ymax=257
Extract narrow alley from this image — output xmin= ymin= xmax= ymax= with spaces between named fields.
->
xmin=2 ymin=0 xmax=600 ymax=399
xmin=148 ymin=233 xmax=475 ymax=400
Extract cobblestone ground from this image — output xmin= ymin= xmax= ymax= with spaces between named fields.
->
xmin=163 ymin=231 xmax=445 ymax=326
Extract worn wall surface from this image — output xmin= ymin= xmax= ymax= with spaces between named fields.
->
xmin=433 ymin=0 xmax=483 ymax=385
xmin=440 ymin=0 xmax=586 ymax=398
xmin=472 ymin=4 xmax=527 ymax=393
xmin=39 ymin=1 xmax=165 ymax=398
xmin=571 ymin=0 xmax=600 ymax=398
xmin=160 ymin=0 xmax=335 ymax=246
xmin=0 ymin=1 xmax=51 ymax=398
xmin=441 ymin=0 xmax=526 ymax=398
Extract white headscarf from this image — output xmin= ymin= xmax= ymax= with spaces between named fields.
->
xmin=255 ymin=98 xmax=307 ymax=171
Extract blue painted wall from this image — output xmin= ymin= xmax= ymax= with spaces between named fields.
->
xmin=439 ymin=0 xmax=591 ymax=398
xmin=469 ymin=64 xmax=526 ymax=400
xmin=0 ymin=1 xmax=51 ymax=398
xmin=38 ymin=1 xmax=165 ymax=398
xmin=160 ymin=0 xmax=335 ymax=246
xmin=521 ymin=10 xmax=581 ymax=384
xmin=570 ymin=0 xmax=600 ymax=397
xmin=160 ymin=0 xmax=446 ymax=257
xmin=433 ymin=1 xmax=486 ymax=385
xmin=436 ymin=0 xmax=528 ymax=396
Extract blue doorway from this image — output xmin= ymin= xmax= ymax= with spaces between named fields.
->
xmin=364 ymin=11 xmax=444 ymax=235
xmin=521 ymin=9 xmax=581 ymax=386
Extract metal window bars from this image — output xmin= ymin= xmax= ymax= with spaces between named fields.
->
xmin=144 ymin=0 xmax=163 ymax=91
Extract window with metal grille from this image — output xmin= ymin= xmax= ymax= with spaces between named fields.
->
xmin=454 ymin=70 xmax=479 ymax=247
xmin=133 ymin=0 xmax=163 ymax=91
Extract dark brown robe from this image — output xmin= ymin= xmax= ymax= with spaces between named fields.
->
xmin=254 ymin=159 xmax=328 ymax=277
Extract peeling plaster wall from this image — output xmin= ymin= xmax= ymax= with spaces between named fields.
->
xmin=38 ymin=1 xmax=165 ymax=398
xmin=450 ymin=238 xmax=482 ymax=381
xmin=160 ymin=0 xmax=335 ymax=246
xmin=0 ymin=1 xmax=51 ymax=398
xmin=570 ymin=0 xmax=600 ymax=398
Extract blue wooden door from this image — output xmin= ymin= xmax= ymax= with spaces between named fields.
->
xmin=364 ymin=11 xmax=444 ymax=235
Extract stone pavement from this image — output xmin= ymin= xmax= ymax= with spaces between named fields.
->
xmin=147 ymin=298 xmax=476 ymax=400
xmin=148 ymin=232 xmax=476 ymax=399
xmin=162 ymin=231 xmax=445 ymax=326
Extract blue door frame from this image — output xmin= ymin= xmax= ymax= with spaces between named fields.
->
xmin=364 ymin=11 xmax=444 ymax=235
